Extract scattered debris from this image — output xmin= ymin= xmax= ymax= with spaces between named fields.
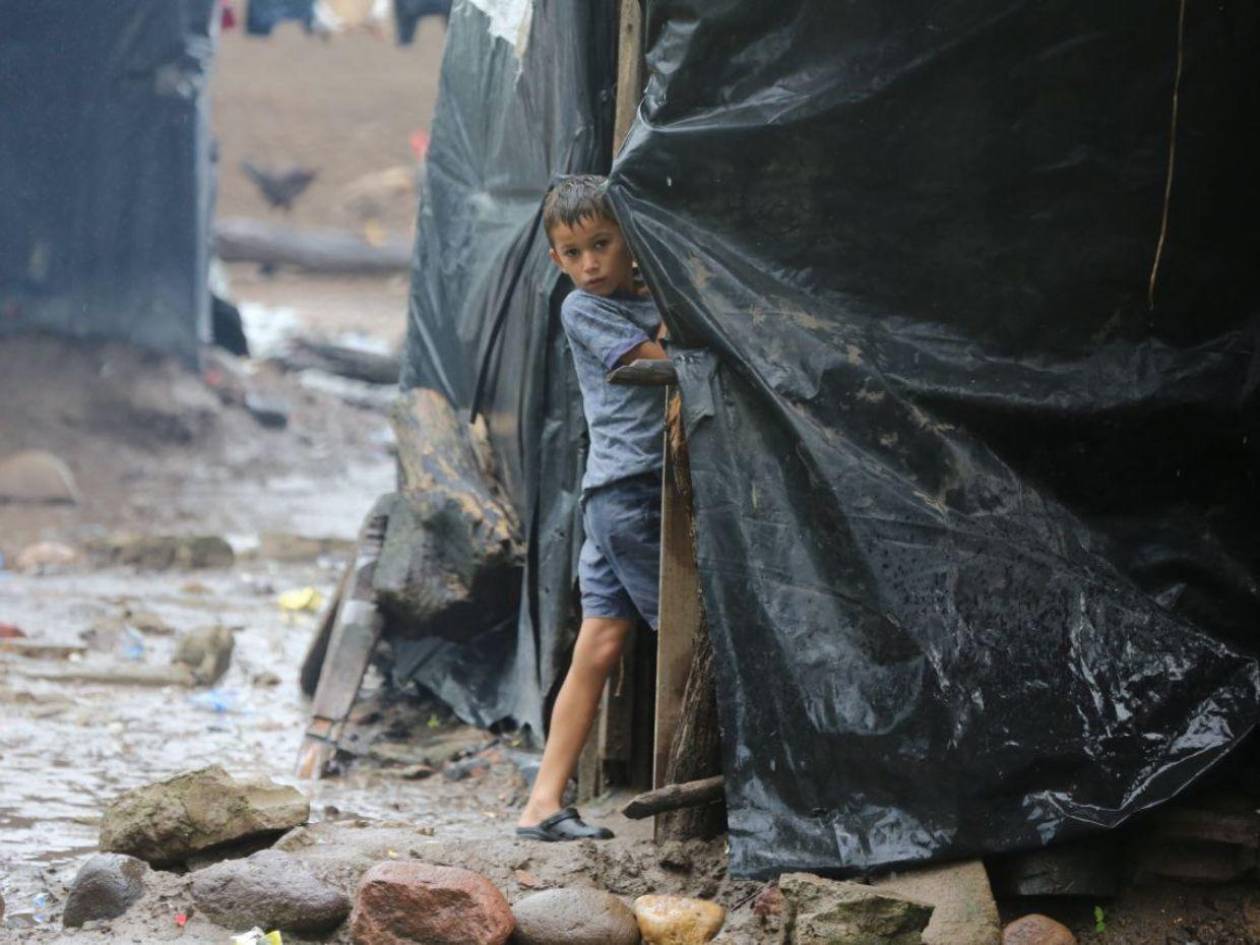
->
xmin=230 ymin=929 xmax=284 ymax=945
xmin=0 ymin=449 xmax=80 ymax=504
xmin=0 ymin=639 xmax=88 ymax=660
xmin=349 ymin=861 xmax=514 ymax=945
xmin=62 ymin=853 xmax=148 ymax=928
xmin=0 ymin=622 xmax=26 ymax=639
xmin=258 ymin=532 xmax=354 ymax=562
xmin=277 ymin=337 xmax=401 ymax=385
xmin=989 ymin=836 xmax=1120 ymax=899
xmin=278 ymin=587 xmax=323 ymax=613
xmin=172 ymin=625 xmax=236 ymax=686
xmin=87 ymin=534 xmax=235 ymax=570
xmin=634 ymin=894 xmax=726 ymax=945
xmin=215 ymin=216 xmax=411 ymax=275
xmin=98 ymin=765 xmax=309 ymax=867
xmin=244 ymin=393 xmax=290 ymax=429
xmin=190 ymin=848 xmax=350 ymax=933
xmin=512 ymin=888 xmax=640 ymax=945
xmin=14 ymin=541 xmax=80 ymax=574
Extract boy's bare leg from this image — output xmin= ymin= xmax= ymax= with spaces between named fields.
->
xmin=518 ymin=615 xmax=634 ymax=827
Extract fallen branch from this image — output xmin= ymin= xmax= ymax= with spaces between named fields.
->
xmin=622 ymin=775 xmax=725 ymax=820
xmin=215 ymin=217 xmax=411 ymax=274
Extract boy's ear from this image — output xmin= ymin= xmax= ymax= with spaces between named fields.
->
xmin=547 ymin=246 xmax=562 ymax=269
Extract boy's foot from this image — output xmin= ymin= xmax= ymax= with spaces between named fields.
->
xmin=515 ymin=807 xmax=613 ymax=842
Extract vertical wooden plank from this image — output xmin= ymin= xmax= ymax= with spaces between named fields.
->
xmin=579 ymin=0 xmax=650 ymax=803
xmin=613 ymin=0 xmax=644 ymax=155
xmin=653 ymin=398 xmax=701 ymax=795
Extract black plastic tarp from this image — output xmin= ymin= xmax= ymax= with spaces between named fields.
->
xmin=404 ymin=0 xmax=1260 ymax=878
xmin=0 ymin=0 xmax=217 ymax=363
xmin=607 ymin=1 xmax=1260 ymax=876
xmin=400 ymin=0 xmax=617 ymax=730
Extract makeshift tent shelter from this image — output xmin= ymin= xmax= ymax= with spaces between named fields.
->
xmin=402 ymin=0 xmax=1260 ymax=878
xmin=0 ymin=1 xmax=218 ymax=363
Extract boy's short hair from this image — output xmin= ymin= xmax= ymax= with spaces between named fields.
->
xmin=544 ymin=175 xmax=615 ymax=243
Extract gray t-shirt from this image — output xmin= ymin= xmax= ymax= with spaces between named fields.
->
xmin=560 ymin=289 xmax=665 ymax=493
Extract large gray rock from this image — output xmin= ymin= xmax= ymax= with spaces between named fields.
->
xmin=875 ymin=860 xmax=1000 ymax=945
xmin=99 ymin=765 xmax=310 ymax=866
xmin=780 ymin=873 xmax=933 ymax=945
xmin=512 ymin=888 xmax=640 ymax=945
xmin=63 ymin=853 xmax=148 ymax=928
xmin=191 ymin=848 xmax=350 ymax=933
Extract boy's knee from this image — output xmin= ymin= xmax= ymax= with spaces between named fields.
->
xmin=577 ymin=616 xmax=632 ymax=673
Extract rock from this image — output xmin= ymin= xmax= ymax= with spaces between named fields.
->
xmin=0 ymin=450 xmax=79 ymax=503
xmin=63 ymin=854 xmax=147 ymax=928
xmin=989 ymin=837 xmax=1119 ymax=898
xmin=258 ymin=532 xmax=354 ymax=562
xmin=875 ymin=860 xmax=1000 ymax=945
xmin=779 ymin=873 xmax=932 ymax=945
xmin=190 ymin=848 xmax=349 ymax=933
xmin=1002 ymin=914 xmax=1076 ymax=945
xmin=99 ymin=765 xmax=309 ymax=866
xmin=245 ymin=393 xmax=290 ymax=429
xmin=349 ymin=861 xmax=514 ymax=945
xmin=634 ymin=894 xmax=726 ymax=945
xmin=88 ymin=534 xmax=235 ymax=570
xmin=15 ymin=541 xmax=79 ymax=574
xmin=172 ymin=625 xmax=235 ymax=685
xmin=126 ymin=610 xmax=175 ymax=636
xmin=512 ymin=888 xmax=640 ymax=945
xmin=0 ymin=887 xmax=4 ymax=921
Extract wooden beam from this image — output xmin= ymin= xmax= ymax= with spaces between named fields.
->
xmin=653 ymin=395 xmax=702 ymax=794
xmin=613 ymin=0 xmax=644 ymax=155
xmin=624 ymin=775 xmax=725 ymax=819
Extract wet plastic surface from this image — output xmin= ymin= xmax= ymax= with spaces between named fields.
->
xmin=400 ymin=0 xmax=616 ymax=732
xmin=402 ymin=0 xmax=1260 ymax=878
xmin=607 ymin=1 xmax=1260 ymax=877
xmin=0 ymin=1 xmax=217 ymax=362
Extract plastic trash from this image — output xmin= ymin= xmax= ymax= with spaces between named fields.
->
xmin=277 ymin=587 xmax=322 ymax=613
xmin=120 ymin=626 xmax=146 ymax=662
xmin=32 ymin=893 xmax=50 ymax=924
xmin=230 ymin=929 xmax=283 ymax=945
xmin=188 ymin=689 xmax=240 ymax=714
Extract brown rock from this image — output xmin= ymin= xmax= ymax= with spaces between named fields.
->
xmin=350 ymin=861 xmax=513 ymax=945
xmin=172 ymin=625 xmax=235 ymax=685
xmin=99 ymin=765 xmax=309 ymax=866
xmin=875 ymin=859 xmax=1000 ymax=945
xmin=779 ymin=873 xmax=932 ymax=945
xmin=512 ymin=888 xmax=640 ymax=945
xmin=634 ymin=894 xmax=726 ymax=945
xmin=1003 ymin=914 xmax=1076 ymax=945
xmin=0 ymin=450 xmax=79 ymax=503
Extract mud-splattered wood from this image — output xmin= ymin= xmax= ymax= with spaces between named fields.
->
xmin=375 ymin=389 xmax=522 ymax=639
xmin=655 ymin=392 xmax=725 ymax=841
xmin=607 ymin=359 xmax=678 ymax=387
xmin=624 ymin=775 xmax=725 ymax=820
xmin=614 ymin=0 xmax=644 ymax=154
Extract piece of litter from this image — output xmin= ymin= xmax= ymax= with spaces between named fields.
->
xmin=387 ymin=849 xmax=399 ymax=859
xmin=230 ymin=929 xmax=283 ymax=945
xmin=175 ymin=913 xmax=189 ymax=927
xmin=0 ymin=622 xmax=27 ymax=639
xmin=277 ymin=587 xmax=323 ymax=613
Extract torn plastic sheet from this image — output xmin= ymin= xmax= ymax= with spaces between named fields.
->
xmin=608 ymin=0 xmax=1260 ymax=877
xmin=0 ymin=0 xmax=217 ymax=362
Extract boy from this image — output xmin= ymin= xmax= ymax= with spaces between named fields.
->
xmin=516 ymin=175 xmax=669 ymax=841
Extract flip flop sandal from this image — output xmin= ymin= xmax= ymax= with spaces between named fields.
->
xmin=515 ymin=807 xmax=614 ymax=842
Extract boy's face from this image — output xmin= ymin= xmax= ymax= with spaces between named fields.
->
xmin=548 ymin=214 xmax=636 ymax=297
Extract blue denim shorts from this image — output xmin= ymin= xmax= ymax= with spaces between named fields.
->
xmin=579 ymin=472 xmax=662 ymax=629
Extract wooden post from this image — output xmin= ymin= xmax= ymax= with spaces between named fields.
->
xmin=576 ymin=1 xmax=650 ymax=801
xmin=613 ymin=0 xmax=644 ymax=154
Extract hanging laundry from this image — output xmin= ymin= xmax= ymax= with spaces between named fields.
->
xmin=393 ymin=0 xmax=450 ymax=45
xmin=245 ymin=0 xmax=316 ymax=36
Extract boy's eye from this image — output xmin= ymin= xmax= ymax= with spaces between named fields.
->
xmin=594 ymin=240 xmax=608 ymax=249
xmin=564 ymin=249 xmax=579 ymax=258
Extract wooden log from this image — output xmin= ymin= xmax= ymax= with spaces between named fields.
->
xmin=278 ymin=338 xmax=401 ymax=386
xmin=624 ymin=775 xmax=725 ymax=819
xmin=214 ymin=217 xmax=412 ymax=274
xmin=374 ymin=389 xmax=523 ymax=639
